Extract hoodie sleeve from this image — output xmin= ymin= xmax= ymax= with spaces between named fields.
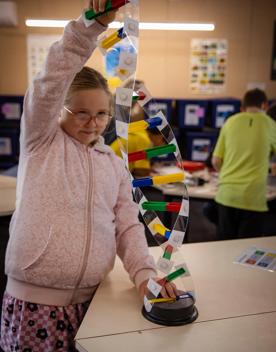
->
xmin=114 ymin=161 xmax=157 ymax=290
xmin=21 ymin=17 xmax=106 ymax=154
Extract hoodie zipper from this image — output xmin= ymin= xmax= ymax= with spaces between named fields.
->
xmin=71 ymin=146 xmax=94 ymax=301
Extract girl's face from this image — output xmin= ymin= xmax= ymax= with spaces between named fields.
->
xmin=59 ymin=89 xmax=111 ymax=146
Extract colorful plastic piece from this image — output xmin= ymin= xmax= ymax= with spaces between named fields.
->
xmin=128 ymin=144 xmax=176 ymax=162
xmin=158 ymin=267 xmax=186 ymax=286
xmin=142 ymin=201 xmax=181 ymax=213
xmin=128 ymin=117 xmax=162 ymax=133
xmin=100 ymin=27 xmax=126 ymax=50
xmin=132 ymin=173 xmax=184 ymax=188
xmin=85 ymin=0 xmax=129 ymax=20
xmin=149 ymin=292 xmax=193 ymax=304
xmin=132 ymin=91 xmax=146 ymax=101
xmin=163 ymin=245 xmax=174 ymax=260
xmin=153 ymin=224 xmax=171 ymax=239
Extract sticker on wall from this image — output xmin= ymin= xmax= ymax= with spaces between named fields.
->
xmin=190 ymin=39 xmax=227 ymax=94
xmin=27 ymin=34 xmax=61 ymax=85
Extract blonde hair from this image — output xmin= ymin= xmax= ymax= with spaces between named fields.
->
xmin=65 ymin=66 xmax=113 ymax=111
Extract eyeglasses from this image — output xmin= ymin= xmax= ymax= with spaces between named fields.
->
xmin=64 ymin=106 xmax=112 ymax=126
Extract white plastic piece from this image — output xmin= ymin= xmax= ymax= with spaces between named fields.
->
xmin=157 ymin=257 xmax=174 ymax=274
xmin=136 ymin=84 xmax=152 ymax=107
xmin=82 ymin=10 xmax=96 ymax=28
xmin=168 ymin=230 xmax=184 ymax=248
xmin=144 ymin=296 xmax=153 ymax=312
xmin=115 ymin=87 xmax=133 ymax=107
xmin=115 ymin=120 xmax=128 ymax=139
xmin=147 ymin=278 xmax=162 ymax=297
xmin=117 ymin=52 xmax=137 ymax=80
xmin=174 ymin=262 xmax=191 ymax=277
xmin=124 ymin=16 xmax=139 ymax=37
xmin=180 ymin=199 xmax=189 ymax=217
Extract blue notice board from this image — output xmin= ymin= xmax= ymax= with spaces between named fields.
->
xmin=210 ymin=99 xmax=240 ymax=128
xmin=145 ymin=99 xmax=173 ymax=121
xmin=0 ymin=95 xmax=24 ymax=122
xmin=186 ymin=131 xmax=218 ymax=161
xmin=176 ymin=100 xmax=208 ymax=128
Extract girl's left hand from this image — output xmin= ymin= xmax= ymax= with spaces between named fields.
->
xmin=139 ymin=278 xmax=179 ymax=299
xmin=88 ymin=0 xmax=117 ymax=26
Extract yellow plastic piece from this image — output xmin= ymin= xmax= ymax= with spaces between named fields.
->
xmin=117 ymin=68 xmax=128 ymax=75
xmin=128 ymin=120 xmax=148 ymax=133
xmin=101 ymin=35 xmax=122 ymax=50
xmin=152 ymin=173 xmax=184 ymax=185
xmin=153 ymin=223 xmax=169 ymax=236
xmin=149 ymin=297 xmax=175 ymax=303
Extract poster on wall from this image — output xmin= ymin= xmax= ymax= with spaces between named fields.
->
xmin=27 ymin=34 xmax=61 ymax=85
xmin=190 ymin=39 xmax=227 ymax=94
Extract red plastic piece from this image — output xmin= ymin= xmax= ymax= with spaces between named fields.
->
xmin=165 ymin=244 xmax=174 ymax=255
xmin=157 ymin=278 xmax=167 ymax=286
xmin=128 ymin=150 xmax=147 ymax=162
xmin=111 ymin=0 xmax=130 ymax=9
xmin=166 ymin=202 xmax=181 ymax=213
xmin=138 ymin=91 xmax=146 ymax=100
xmin=177 ymin=160 xmax=205 ymax=172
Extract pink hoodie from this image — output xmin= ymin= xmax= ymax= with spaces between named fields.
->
xmin=5 ymin=17 xmax=156 ymax=306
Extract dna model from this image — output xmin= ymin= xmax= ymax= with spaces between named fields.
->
xmin=84 ymin=0 xmax=198 ymax=326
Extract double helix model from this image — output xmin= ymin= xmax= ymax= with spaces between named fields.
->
xmin=83 ymin=0 xmax=198 ymax=326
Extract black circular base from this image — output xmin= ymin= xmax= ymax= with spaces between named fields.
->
xmin=141 ymin=296 xmax=198 ymax=326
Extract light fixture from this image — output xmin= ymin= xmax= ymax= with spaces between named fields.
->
xmin=25 ymin=19 xmax=215 ymax=31
xmin=25 ymin=19 xmax=69 ymax=27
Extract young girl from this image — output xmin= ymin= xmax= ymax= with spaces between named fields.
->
xmin=0 ymin=2 xmax=178 ymax=351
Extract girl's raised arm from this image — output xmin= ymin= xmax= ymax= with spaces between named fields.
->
xmin=21 ymin=2 xmax=115 ymax=153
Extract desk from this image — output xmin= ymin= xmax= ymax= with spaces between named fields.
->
xmin=156 ymin=181 xmax=276 ymax=201
xmin=75 ymin=236 xmax=276 ymax=351
xmin=0 ymin=175 xmax=16 ymax=216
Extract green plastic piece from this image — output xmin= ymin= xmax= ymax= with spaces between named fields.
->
xmin=85 ymin=0 xmax=112 ymax=20
xmin=163 ymin=251 xmax=172 ymax=260
xmin=166 ymin=267 xmax=185 ymax=282
xmin=146 ymin=144 xmax=176 ymax=159
xmin=142 ymin=202 xmax=167 ymax=211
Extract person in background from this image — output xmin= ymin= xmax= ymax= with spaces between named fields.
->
xmin=267 ymin=102 xmax=276 ymax=176
xmin=212 ymin=88 xmax=276 ymax=239
xmin=0 ymin=2 xmax=177 ymax=351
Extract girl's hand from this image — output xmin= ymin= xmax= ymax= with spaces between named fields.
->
xmin=89 ymin=0 xmax=117 ymax=26
xmin=139 ymin=278 xmax=179 ymax=299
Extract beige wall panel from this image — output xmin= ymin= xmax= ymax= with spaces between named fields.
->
xmin=0 ymin=0 xmax=275 ymax=99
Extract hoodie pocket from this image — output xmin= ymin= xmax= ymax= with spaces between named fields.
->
xmin=22 ymin=226 xmax=80 ymax=288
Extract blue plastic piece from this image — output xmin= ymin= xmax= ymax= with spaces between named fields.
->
xmin=164 ymin=230 xmax=171 ymax=239
xmin=117 ymin=27 xmax=126 ymax=39
xmin=132 ymin=177 xmax=153 ymax=188
xmin=145 ymin=117 xmax=162 ymax=129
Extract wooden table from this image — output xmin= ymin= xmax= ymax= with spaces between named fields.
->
xmin=0 ymin=175 xmax=16 ymax=216
xmin=75 ymin=236 xmax=276 ymax=352
xmin=156 ymin=180 xmax=276 ymax=201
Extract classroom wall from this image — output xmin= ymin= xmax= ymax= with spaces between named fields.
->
xmin=0 ymin=0 xmax=275 ymax=99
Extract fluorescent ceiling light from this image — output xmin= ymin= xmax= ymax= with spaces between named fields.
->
xmin=25 ymin=19 xmax=215 ymax=31
xmin=25 ymin=19 xmax=69 ymax=27
xmin=110 ymin=21 xmax=215 ymax=31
